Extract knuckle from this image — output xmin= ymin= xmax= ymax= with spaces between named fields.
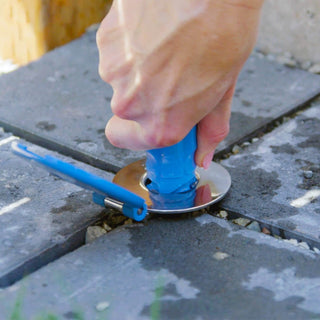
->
xmin=111 ymin=103 xmax=129 ymax=119
xmin=99 ymin=59 xmax=134 ymax=84
xmin=98 ymin=64 xmax=111 ymax=83
xmin=96 ymin=26 xmax=106 ymax=48
xmin=111 ymin=87 xmax=144 ymax=120
xmin=209 ymin=124 xmax=230 ymax=143
xmin=96 ymin=28 xmax=102 ymax=47
xmin=201 ymin=120 xmax=230 ymax=145
xmin=111 ymin=96 xmax=134 ymax=120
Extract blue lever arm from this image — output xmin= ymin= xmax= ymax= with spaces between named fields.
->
xmin=11 ymin=142 xmax=147 ymax=221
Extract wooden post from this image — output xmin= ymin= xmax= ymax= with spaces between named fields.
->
xmin=0 ymin=0 xmax=111 ymax=65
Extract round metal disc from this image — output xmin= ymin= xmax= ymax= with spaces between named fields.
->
xmin=113 ymin=159 xmax=231 ymax=214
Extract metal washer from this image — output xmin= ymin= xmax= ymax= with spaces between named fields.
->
xmin=113 ymin=159 xmax=231 ymax=214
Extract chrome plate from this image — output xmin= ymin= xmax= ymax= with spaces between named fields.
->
xmin=113 ymin=159 xmax=231 ymax=214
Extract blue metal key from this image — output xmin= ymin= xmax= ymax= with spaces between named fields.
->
xmin=11 ymin=142 xmax=147 ymax=221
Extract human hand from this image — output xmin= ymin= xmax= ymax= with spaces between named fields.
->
xmin=97 ymin=0 xmax=264 ymax=168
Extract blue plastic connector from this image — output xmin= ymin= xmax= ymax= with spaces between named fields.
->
xmin=145 ymin=127 xmax=198 ymax=209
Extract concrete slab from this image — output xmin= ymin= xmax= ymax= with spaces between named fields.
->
xmin=219 ymin=101 xmax=320 ymax=248
xmin=258 ymin=0 xmax=320 ymax=65
xmin=217 ymin=55 xmax=320 ymax=155
xmin=0 ymin=133 xmax=113 ymax=287
xmin=0 ymin=30 xmax=319 ymax=171
xmin=0 ymin=30 xmax=143 ymax=173
xmin=0 ymin=215 xmax=319 ymax=320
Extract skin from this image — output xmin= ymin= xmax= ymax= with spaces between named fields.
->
xmin=97 ymin=0 xmax=265 ymax=168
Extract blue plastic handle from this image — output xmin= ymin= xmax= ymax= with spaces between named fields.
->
xmin=11 ymin=142 xmax=147 ymax=221
xmin=146 ymin=126 xmax=197 ymax=194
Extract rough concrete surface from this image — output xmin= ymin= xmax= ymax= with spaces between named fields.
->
xmin=258 ymin=0 xmax=320 ymax=64
xmin=0 ymin=30 xmax=142 ymax=173
xmin=0 ymin=215 xmax=319 ymax=320
xmin=0 ymin=135 xmax=113 ymax=287
xmin=220 ymin=101 xmax=320 ymax=248
xmin=0 ymin=30 xmax=319 ymax=172
xmin=0 ymin=21 xmax=320 ymax=320
xmin=217 ymin=55 xmax=320 ymax=154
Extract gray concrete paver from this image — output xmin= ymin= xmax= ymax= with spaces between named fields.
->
xmin=218 ymin=55 xmax=320 ymax=154
xmin=0 ymin=26 xmax=319 ymax=320
xmin=220 ymin=101 xmax=320 ymax=247
xmin=0 ymin=135 xmax=113 ymax=287
xmin=0 ymin=215 xmax=319 ymax=320
xmin=0 ymin=31 xmax=319 ymax=171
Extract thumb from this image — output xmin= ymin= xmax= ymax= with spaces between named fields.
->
xmin=195 ymin=84 xmax=235 ymax=168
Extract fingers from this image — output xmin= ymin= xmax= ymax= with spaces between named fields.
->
xmin=105 ymin=115 xmax=177 ymax=150
xmin=106 ymin=81 xmax=236 ymax=156
xmin=105 ymin=116 xmax=147 ymax=150
xmin=195 ymin=84 xmax=235 ymax=168
xmin=106 ymin=108 xmax=195 ymax=151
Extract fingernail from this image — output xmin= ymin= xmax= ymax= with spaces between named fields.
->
xmin=202 ymin=151 xmax=215 ymax=169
